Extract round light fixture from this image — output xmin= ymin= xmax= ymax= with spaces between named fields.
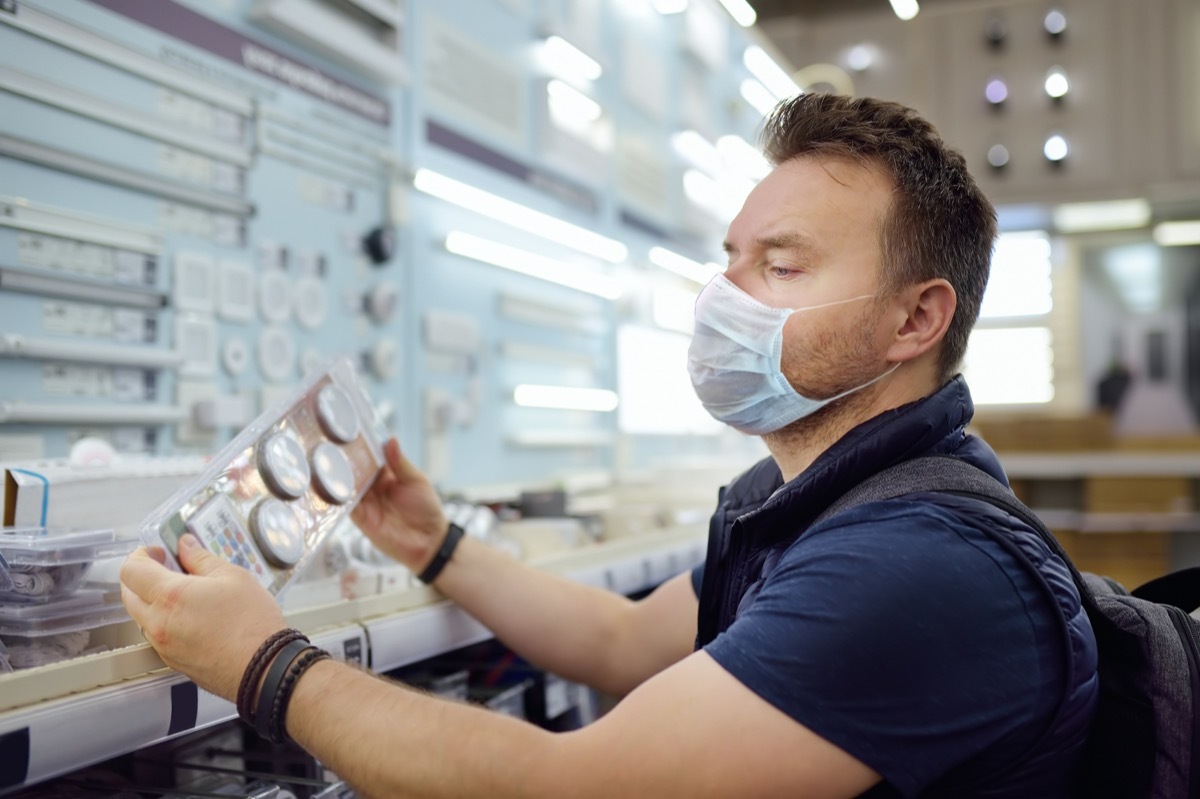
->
xmin=985 ymin=78 xmax=1009 ymax=106
xmin=847 ymin=44 xmax=874 ymax=72
xmin=1045 ymin=68 xmax=1069 ymax=100
xmin=1044 ymin=9 xmax=1067 ymax=37
xmin=1044 ymin=134 xmax=1069 ymax=163
xmin=987 ymin=144 xmax=1011 ymax=169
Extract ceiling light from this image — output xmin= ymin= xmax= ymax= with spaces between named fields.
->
xmin=1044 ymin=68 xmax=1069 ymax=99
xmin=445 ymin=232 xmax=622 ymax=299
xmin=1043 ymin=134 xmax=1069 ymax=163
xmin=985 ymin=78 xmax=1008 ymax=105
xmin=671 ymin=130 xmax=723 ymax=175
xmin=742 ymin=46 xmax=800 ymax=100
xmin=739 ymin=78 xmax=777 ymax=115
xmin=1052 ymin=199 xmax=1151 ymax=233
xmin=1044 ymin=10 xmax=1067 ymax=37
xmin=716 ymin=0 xmax=756 ymax=27
xmin=889 ymin=0 xmax=920 ymax=21
xmin=652 ymin=284 xmax=700 ymax=334
xmin=717 ymin=134 xmax=771 ymax=180
xmin=846 ymin=44 xmax=874 ymax=72
xmin=1154 ymin=221 xmax=1200 ymax=247
xmin=987 ymin=144 xmax=1010 ymax=169
xmin=540 ymin=35 xmax=602 ymax=83
xmin=513 ymin=384 xmax=619 ymax=412
xmin=649 ymin=246 xmax=723 ymax=285
xmin=415 ymin=170 xmax=627 ymax=263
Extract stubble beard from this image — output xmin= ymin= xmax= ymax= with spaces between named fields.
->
xmin=763 ymin=301 xmax=888 ymax=455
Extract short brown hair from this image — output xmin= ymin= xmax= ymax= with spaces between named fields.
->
xmin=760 ymin=94 xmax=997 ymax=384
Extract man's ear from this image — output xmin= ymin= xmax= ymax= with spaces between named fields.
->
xmin=886 ymin=279 xmax=956 ymax=363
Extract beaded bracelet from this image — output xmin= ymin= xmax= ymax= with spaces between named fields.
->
xmin=417 ymin=522 xmax=465 ymax=584
xmin=237 ymin=628 xmax=307 ymax=725
xmin=254 ymin=638 xmax=313 ymax=740
xmin=268 ymin=646 xmax=331 ymax=743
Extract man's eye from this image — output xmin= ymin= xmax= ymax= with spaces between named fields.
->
xmin=768 ymin=264 xmax=801 ymax=278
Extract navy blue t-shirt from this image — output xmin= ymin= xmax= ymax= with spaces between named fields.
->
xmin=690 ymin=498 xmax=1096 ymax=798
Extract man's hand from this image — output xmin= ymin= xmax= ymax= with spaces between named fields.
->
xmin=350 ymin=437 xmax=448 ymax=573
xmin=119 ymin=534 xmax=286 ymax=701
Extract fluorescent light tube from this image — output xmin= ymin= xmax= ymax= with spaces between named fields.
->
xmin=649 ymin=246 xmax=722 ymax=285
xmin=513 ymin=384 xmax=619 ymax=412
xmin=739 ymin=79 xmax=777 ymax=115
xmin=415 ymin=169 xmax=627 ymax=263
xmin=743 ymin=46 xmax=800 ymax=99
xmin=671 ymin=130 xmax=723 ymax=176
xmin=717 ymin=134 xmax=771 ymax=180
xmin=651 ymin=0 xmax=688 ymax=13
xmin=1154 ymin=221 xmax=1200 ymax=247
xmin=445 ymin=231 xmax=622 ymax=300
xmin=1052 ymin=199 xmax=1150 ymax=233
xmin=717 ymin=0 xmax=756 ymax=26
xmin=547 ymin=78 xmax=602 ymax=125
xmin=541 ymin=35 xmax=602 ymax=82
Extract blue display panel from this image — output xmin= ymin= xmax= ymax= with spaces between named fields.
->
xmin=0 ymin=0 xmax=771 ymax=491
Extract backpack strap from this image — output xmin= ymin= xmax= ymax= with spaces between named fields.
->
xmin=815 ymin=455 xmax=1099 ymax=609
xmin=813 ymin=455 xmax=1088 ymax=774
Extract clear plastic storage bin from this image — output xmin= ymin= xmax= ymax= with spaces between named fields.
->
xmin=0 ymin=588 xmax=130 ymax=670
xmin=0 ymin=527 xmax=139 ymax=603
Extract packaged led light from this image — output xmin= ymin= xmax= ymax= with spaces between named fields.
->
xmin=140 ymin=357 xmax=386 ymax=596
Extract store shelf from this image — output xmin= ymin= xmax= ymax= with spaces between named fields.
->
xmin=1032 ymin=509 xmax=1200 ymax=533
xmin=0 ymin=623 xmax=367 ymax=793
xmin=0 ymin=530 xmax=705 ymax=795
xmin=999 ymin=452 xmax=1200 ymax=478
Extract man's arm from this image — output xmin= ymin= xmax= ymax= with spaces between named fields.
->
xmin=350 ymin=438 xmax=698 ymax=694
xmin=121 ymin=542 xmax=880 ymax=799
xmin=430 ymin=535 xmax=698 ymax=695
xmin=286 ymin=650 xmax=880 ymax=799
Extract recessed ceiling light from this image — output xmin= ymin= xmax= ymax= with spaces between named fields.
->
xmin=987 ymin=144 xmax=1010 ymax=169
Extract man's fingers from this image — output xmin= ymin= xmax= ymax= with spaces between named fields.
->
xmin=177 ymin=534 xmax=225 ymax=576
xmin=389 ymin=439 xmax=427 ymax=483
xmin=120 ymin=583 xmax=152 ymax=632
xmin=119 ymin=547 xmax=174 ymax=602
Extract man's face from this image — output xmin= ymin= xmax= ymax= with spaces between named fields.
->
xmin=721 ymin=155 xmax=896 ymax=401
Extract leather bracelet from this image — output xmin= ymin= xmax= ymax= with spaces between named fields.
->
xmin=269 ymin=646 xmax=331 ymax=743
xmin=417 ymin=522 xmax=465 ymax=584
xmin=237 ymin=628 xmax=306 ymax=725
xmin=254 ymin=638 xmax=312 ymax=740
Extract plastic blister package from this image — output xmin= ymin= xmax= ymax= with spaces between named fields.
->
xmin=0 ymin=527 xmax=138 ymax=602
xmin=140 ymin=357 xmax=386 ymax=596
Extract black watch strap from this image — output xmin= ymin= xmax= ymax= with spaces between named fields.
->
xmin=417 ymin=522 xmax=465 ymax=584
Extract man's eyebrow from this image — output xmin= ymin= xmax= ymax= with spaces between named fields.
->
xmin=756 ymin=233 xmax=817 ymax=252
xmin=722 ymin=233 xmax=819 ymax=257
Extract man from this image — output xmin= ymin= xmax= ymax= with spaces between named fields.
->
xmin=121 ymin=94 xmax=1098 ymax=798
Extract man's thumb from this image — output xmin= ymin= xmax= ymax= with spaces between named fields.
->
xmin=177 ymin=534 xmax=225 ymax=576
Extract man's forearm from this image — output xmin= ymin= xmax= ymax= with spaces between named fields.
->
xmin=286 ymin=659 xmax=568 ymax=799
xmin=429 ymin=535 xmax=639 ymax=693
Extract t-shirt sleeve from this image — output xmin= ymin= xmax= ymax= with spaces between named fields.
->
xmin=702 ymin=502 xmax=1056 ymax=798
xmin=690 ymin=563 xmax=704 ymax=598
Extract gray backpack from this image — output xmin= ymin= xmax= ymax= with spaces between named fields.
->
xmin=818 ymin=455 xmax=1200 ymax=799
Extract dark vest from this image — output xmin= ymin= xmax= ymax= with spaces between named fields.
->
xmin=696 ymin=376 xmax=1009 ymax=648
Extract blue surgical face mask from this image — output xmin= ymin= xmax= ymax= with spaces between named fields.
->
xmin=687 ymin=273 xmax=896 ymax=435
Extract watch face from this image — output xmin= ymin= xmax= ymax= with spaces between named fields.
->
xmin=311 ymin=441 xmax=356 ymax=504
xmin=250 ymin=498 xmax=306 ymax=567
xmin=315 ymin=383 xmax=361 ymax=443
xmin=258 ymin=432 xmax=311 ymax=500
